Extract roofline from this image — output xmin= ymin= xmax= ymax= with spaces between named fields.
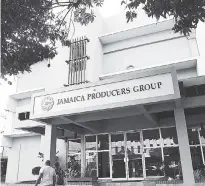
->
xmin=10 ymin=88 xmax=45 ymax=100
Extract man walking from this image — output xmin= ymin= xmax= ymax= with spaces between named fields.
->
xmin=35 ymin=160 xmax=56 ymax=186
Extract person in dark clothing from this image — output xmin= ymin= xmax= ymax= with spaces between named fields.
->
xmin=54 ymin=162 xmax=65 ymax=185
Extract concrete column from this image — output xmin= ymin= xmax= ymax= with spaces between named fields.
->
xmin=174 ymin=108 xmax=195 ymax=185
xmin=81 ymin=135 xmax=85 ymax=177
xmin=44 ymin=124 xmax=57 ymax=167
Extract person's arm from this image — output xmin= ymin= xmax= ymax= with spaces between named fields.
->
xmin=35 ymin=172 xmax=43 ymax=186
xmin=35 ymin=168 xmax=43 ymax=186
xmin=53 ymin=169 xmax=57 ymax=186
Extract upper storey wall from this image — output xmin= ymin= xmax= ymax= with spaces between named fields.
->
xmin=16 ymin=10 xmax=199 ymax=93
xmin=102 ymin=29 xmax=197 ymax=75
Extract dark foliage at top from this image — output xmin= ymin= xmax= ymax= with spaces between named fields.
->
xmin=1 ymin=0 xmax=205 ymax=79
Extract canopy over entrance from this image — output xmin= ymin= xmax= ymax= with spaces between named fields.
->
xmin=16 ymin=67 xmax=205 ymax=137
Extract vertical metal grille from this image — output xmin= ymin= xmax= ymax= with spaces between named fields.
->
xmin=66 ymin=36 xmax=89 ymax=86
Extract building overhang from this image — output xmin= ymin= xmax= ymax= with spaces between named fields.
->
xmin=11 ymin=64 xmax=202 ymax=135
xmin=99 ymin=19 xmax=175 ymax=44
xmin=3 ymin=131 xmax=40 ymax=138
xmin=10 ymin=87 xmax=45 ymax=100
xmin=183 ymin=76 xmax=205 ymax=87
xmin=14 ymin=120 xmax=80 ymax=139
xmin=27 ymin=66 xmax=183 ymax=134
xmin=99 ymin=57 xmax=197 ymax=81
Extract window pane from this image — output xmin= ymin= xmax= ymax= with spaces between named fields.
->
xmin=111 ymin=134 xmax=125 ymax=155
xmin=85 ymin=152 xmax=97 ymax=177
xmin=127 ymin=132 xmax=143 ymax=179
xmin=143 ymin=129 xmax=161 ymax=148
xmin=111 ymin=134 xmax=126 ymax=178
xmin=163 ymin=147 xmax=183 ymax=181
xmin=67 ymin=154 xmax=81 ymax=177
xmin=68 ymin=139 xmax=81 ymax=153
xmin=26 ymin=112 xmax=30 ymax=119
xmin=190 ymin=146 xmax=203 ymax=170
xmin=85 ymin=136 xmax=96 ymax=151
xmin=97 ymin=134 xmax=109 ymax=150
xmin=188 ymin=128 xmax=200 ymax=145
xmin=199 ymin=125 xmax=205 ymax=145
xmin=127 ymin=132 xmax=141 ymax=154
xmin=161 ymin=127 xmax=178 ymax=146
xmin=18 ymin=113 xmax=26 ymax=121
xmin=144 ymin=148 xmax=164 ymax=176
xmin=98 ymin=152 xmax=110 ymax=178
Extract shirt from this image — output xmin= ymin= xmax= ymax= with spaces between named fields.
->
xmin=39 ymin=165 xmax=56 ymax=186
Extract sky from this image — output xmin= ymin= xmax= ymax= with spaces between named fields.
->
xmin=0 ymin=0 xmax=205 ymax=123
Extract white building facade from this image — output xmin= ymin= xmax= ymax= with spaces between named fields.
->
xmin=3 ymin=9 xmax=205 ymax=186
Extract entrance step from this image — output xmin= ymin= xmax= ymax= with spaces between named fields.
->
xmin=99 ymin=181 xmax=156 ymax=186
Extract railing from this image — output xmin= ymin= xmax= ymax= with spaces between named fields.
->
xmin=65 ymin=36 xmax=90 ymax=86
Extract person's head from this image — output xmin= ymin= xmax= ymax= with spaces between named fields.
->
xmin=45 ymin=160 xmax=51 ymax=166
xmin=54 ymin=162 xmax=60 ymax=168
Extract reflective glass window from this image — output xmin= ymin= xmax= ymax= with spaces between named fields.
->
xmin=97 ymin=134 xmax=109 ymax=150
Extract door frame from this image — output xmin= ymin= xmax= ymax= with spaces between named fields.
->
xmin=126 ymin=131 xmax=145 ymax=181
xmin=110 ymin=131 xmax=145 ymax=181
xmin=110 ymin=132 xmax=127 ymax=181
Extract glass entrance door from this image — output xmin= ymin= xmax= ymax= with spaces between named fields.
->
xmin=126 ymin=132 xmax=144 ymax=180
xmin=111 ymin=133 xmax=126 ymax=179
xmin=111 ymin=132 xmax=144 ymax=180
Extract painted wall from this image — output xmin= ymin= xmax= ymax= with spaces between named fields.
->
xmin=16 ymin=10 xmax=104 ymax=93
xmin=16 ymin=22 xmax=199 ymax=93
xmin=6 ymin=135 xmax=67 ymax=183
xmin=9 ymin=98 xmax=32 ymax=135
xmin=40 ymin=135 xmax=67 ymax=170
xmin=6 ymin=136 xmax=41 ymax=183
xmin=102 ymin=32 xmax=195 ymax=75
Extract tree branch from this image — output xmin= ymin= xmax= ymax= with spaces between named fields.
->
xmin=58 ymin=6 xmax=73 ymax=31
xmin=68 ymin=8 xmax=74 ymax=33
xmin=71 ymin=19 xmax=75 ymax=39
xmin=56 ymin=7 xmax=68 ymax=18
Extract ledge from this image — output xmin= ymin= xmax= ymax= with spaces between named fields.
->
xmin=99 ymin=57 xmax=198 ymax=80
xmin=183 ymin=76 xmax=205 ymax=87
xmin=99 ymin=19 xmax=175 ymax=44
xmin=10 ymin=88 xmax=45 ymax=100
xmin=3 ymin=131 xmax=40 ymax=138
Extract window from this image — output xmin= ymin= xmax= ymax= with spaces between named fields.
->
xmin=111 ymin=133 xmax=125 ymax=178
xmin=66 ymin=36 xmax=89 ymax=86
xmin=161 ymin=127 xmax=182 ymax=181
xmin=81 ymin=127 xmax=183 ymax=181
xmin=18 ymin=112 xmax=30 ymax=121
xmin=143 ymin=129 xmax=164 ymax=177
xmin=85 ymin=134 xmax=110 ymax=178
xmin=188 ymin=124 xmax=205 ymax=183
xmin=67 ymin=139 xmax=81 ymax=178
xmin=143 ymin=127 xmax=183 ymax=180
xmin=97 ymin=135 xmax=110 ymax=178
xmin=85 ymin=136 xmax=97 ymax=177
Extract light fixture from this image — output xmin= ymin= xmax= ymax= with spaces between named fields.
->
xmin=126 ymin=65 xmax=135 ymax=70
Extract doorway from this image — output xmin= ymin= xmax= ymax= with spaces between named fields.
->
xmin=111 ymin=132 xmax=144 ymax=180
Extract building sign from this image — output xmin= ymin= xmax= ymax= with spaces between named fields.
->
xmin=32 ymin=73 xmax=175 ymax=117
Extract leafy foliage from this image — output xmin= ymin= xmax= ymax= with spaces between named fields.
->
xmin=1 ymin=0 xmax=205 ymax=78
xmin=65 ymin=155 xmax=81 ymax=178
xmin=122 ymin=0 xmax=205 ymax=35
xmin=1 ymin=0 xmax=103 ymax=78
